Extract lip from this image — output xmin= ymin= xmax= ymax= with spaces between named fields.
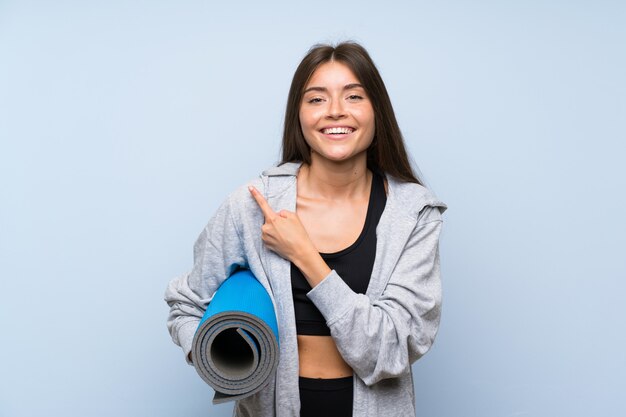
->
xmin=319 ymin=125 xmax=356 ymax=140
xmin=319 ymin=125 xmax=356 ymax=132
xmin=320 ymin=131 xmax=354 ymax=140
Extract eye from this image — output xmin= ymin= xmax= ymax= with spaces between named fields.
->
xmin=347 ymin=94 xmax=364 ymax=101
xmin=307 ymin=97 xmax=324 ymax=104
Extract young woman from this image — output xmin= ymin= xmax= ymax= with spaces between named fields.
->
xmin=165 ymin=41 xmax=447 ymax=417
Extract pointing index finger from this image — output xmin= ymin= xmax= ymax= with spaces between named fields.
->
xmin=248 ymin=186 xmax=276 ymax=219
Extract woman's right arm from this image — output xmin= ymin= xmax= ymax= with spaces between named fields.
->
xmin=164 ymin=194 xmax=247 ymax=364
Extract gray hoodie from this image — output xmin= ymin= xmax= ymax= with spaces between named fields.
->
xmin=165 ymin=161 xmax=447 ymax=417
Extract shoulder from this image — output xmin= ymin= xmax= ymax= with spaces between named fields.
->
xmin=221 ymin=177 xmax=265 ymax=218
xmin=384 ymin=173 xmax=448 ymax=224
xmin=221 ymin=162 xmax=293 ymax=215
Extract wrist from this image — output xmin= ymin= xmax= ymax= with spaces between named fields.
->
xmin=292 ymin=242 xmax=318 ymax=267
xmin=293 ymin=247 xmax=331 ymax=288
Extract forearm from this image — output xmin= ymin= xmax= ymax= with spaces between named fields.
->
xmin=292 ymin=247 xmax=332 ymax=288
xmin=164 ymin=192 xmax=247 ymax=364
xmin=306 ymin=218 xmax=444 ymax=385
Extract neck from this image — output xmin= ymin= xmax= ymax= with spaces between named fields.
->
xmin=298 ymin=154 xmax=371 ymax=201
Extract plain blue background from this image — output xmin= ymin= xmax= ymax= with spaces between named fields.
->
xmin=1 ymin=1 xmax=624 ymax=416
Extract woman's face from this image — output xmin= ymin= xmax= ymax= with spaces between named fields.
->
xmin=299 ymin=61 xmax=375 ymax=165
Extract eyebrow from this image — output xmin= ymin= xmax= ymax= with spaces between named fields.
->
xmin=303 ymin=83 xmax=365 ymax=94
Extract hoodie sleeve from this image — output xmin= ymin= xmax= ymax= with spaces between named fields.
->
xmin=306 ymin=205 xmax=444 ymax=386
xmin=164 ymin=194 xmax=246 ymax=364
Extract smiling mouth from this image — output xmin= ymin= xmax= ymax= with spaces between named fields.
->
xmin=321 ymin=127 xmax=355 ymax=135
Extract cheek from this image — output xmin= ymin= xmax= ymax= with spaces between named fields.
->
xmin=298 ymin=108 xmax=312 ymax=129
xmin=299 ymin=109 xmax=324 ymax=135
xmin=365 ymin=112 xmax=376 ymax=137
xmin=356 ymin=109 xmax=376 ymax=134
xmin=299 ymin=118 xmax=311 ymax=139
xmin=298 ymin=116 xmax=315 ymax=145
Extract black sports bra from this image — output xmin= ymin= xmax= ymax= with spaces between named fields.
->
xmin=291 ymin=170 xmax=387 ymax=335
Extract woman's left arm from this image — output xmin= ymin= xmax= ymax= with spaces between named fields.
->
xmin=248 ymin=186 xmax=444 ymax=386
xmin=306 ymin=207 xmax=444 ymax=386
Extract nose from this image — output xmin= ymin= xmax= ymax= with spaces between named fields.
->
xmin=326 ymin=98 xmax=346 ymax=119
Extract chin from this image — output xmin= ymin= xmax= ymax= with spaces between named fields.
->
xmin=313 ymin=146 xmax=368 ymax=163
xmin=319 ymin=154 xmax=359 ymax=164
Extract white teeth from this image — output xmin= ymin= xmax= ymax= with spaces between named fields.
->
xmin=322 ymin=127 xmax=354 ymax=134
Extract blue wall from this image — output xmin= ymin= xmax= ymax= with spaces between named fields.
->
xmin=1 ymin=1 xmax=624 ymax=416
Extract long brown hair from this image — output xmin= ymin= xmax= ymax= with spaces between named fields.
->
xmin=280 ymin=41 xmax=422 ymax=185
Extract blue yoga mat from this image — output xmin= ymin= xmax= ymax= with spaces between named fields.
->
xmin=192 ymin=268 xmax=280 ymax=404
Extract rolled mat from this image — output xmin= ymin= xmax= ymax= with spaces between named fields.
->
xmin=192 ymin=268 xmax=280 ymax=404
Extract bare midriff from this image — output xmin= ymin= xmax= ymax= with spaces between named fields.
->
xmin=297 ymin=335 xmax=353 ymax=378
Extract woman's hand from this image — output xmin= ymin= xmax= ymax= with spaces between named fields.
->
xmin=248 ymin=185 xmax=317 ymax=264
xmin=249 ymin=185 xmax=332 ymax=287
